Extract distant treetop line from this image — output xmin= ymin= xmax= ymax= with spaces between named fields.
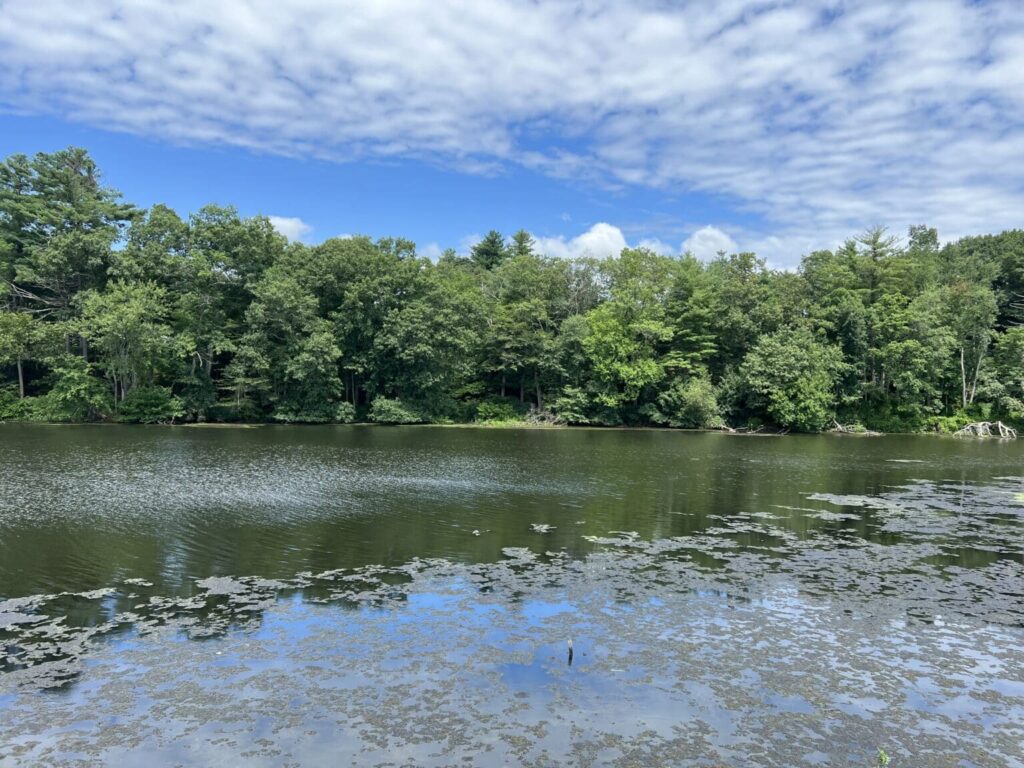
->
xmin=2 ymin=147 xmax=1023 ymax=432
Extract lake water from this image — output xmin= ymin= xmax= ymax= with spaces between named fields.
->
xmin=1 ymin=424 xmax=1022 ymax=766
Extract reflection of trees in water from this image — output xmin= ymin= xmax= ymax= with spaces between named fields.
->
xmin=3 ymin=427 xmax=1020 ymax=600
xmin=3 ymin=491 xmax=1024 ymax=693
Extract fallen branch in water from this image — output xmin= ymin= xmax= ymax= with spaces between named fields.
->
xmin=954 ymin=420 xmax=1017 ymax=438
xmin=830 ymin=419 xmax=883 ymax=436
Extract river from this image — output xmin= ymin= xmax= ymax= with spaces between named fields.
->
xmin=1 ymin=425 xmax=1022 ymax=766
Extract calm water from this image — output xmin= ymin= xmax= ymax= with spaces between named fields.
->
xmin=1 ymin=425 xmax=1023 ymax=766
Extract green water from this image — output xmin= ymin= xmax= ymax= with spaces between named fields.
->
xmin=2 ymin=424 xmax=1020 ymax=596
xmin=1 ymin=425 xmax=1022 ymax=766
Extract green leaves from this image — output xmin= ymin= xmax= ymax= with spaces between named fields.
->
xmin=1 ymin=148 xmax=135 ymax=318
xmin=740 ymin=327 xmax=844 ymax=431
xmin=4 ymin=147 xmax=1024 ymax=431
xmin=470 ymin=230 xmax=509 ymax=270
xmin=368 ymin=397 xmax=424 ymax=424
xmin=117 ymin=386 xmax=184 ymax=424
xmin=581 ymin=248 xmax=676 ymax=410
xmin=38 ymin=354 xmax=112 ymax=422
xmin=0 ymin=310 xmax=36 ymax=362
xmin=79 ymin=281 xmax=178 ymax=405
xmin=233 ymin=271 xmax=343 ymax=421
xmin=648 ymin=373 xmax=723 ymax=429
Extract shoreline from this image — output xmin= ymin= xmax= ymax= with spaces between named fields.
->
xmin=0 ymin=419 xmax=1003 ymax=438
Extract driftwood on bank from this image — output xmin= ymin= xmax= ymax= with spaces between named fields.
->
xmin=954 ymin=420 xmax=1017 ymax=438
xmin=522 ymin=406 xmax=564 ymax=425
xmin=830 ymin=420 xmax=883 ymax=436
xmin=724 ymin=425 xmax=790 ymax=435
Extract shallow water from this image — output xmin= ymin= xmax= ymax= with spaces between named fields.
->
xmin=1 ymin=425 xmax=1022 ymax=766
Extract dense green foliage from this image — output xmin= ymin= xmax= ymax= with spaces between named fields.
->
xmin=2 ymin=148 xmax=1023 ymax=430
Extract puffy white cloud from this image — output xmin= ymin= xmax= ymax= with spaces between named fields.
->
xmin=1 ymin=0 xmax=1023 ymax=251
xmin=268 ymin=215 xmax=312 ymax=241
xmin=637 ymin=238 xmax=678 ymax=255
xmin=418 ymin=242 xmax=443 ymax=261
xmin=682 ymin=226 xmax=738 ymax=261
xmin=743 ymin=232 xmax=836 ymax=271
xmin=535 ymin=223 xmax=628 ymax=259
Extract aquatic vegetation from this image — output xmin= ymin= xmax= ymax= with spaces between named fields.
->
xmin=2 ymin=529 xmax=1022 ymax=765
xmin=1 ymin=427 xmax=1023 ymax=765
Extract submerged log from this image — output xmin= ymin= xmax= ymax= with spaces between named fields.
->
xmin=954 ymin=420 xmax=1018 ymax=438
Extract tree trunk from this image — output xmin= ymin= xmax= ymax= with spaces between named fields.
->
xmin=969 ymin=350 xmax=984 ymax=405
xmin=16 ymin=357 xmax=24 ymax=399
xmin=80 ymin=335 xmax=88 ymax=361
xmin=500 ymin=373 xmax=506 ymax=398
xmin=534 ymin=369 xmax=543 ymax=410
xmin=520 ymin=374 xmax=525 ymax=403
xmin=960 ymin=347 xmax=968 ymax=410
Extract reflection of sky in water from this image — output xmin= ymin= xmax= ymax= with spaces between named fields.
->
xmin=2 ymin=553 xmax=1023 ymax=766
xmin=1 ymin=427 xmax=1023 ymax=765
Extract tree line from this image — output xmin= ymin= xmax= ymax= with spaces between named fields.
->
xmin=2 ymin=147 xmax=1024 ymax=432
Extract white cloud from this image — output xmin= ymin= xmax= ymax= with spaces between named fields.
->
xmin=535 ymin=223 xmax=628 ymax=259
xmin=682 ymin=226 xmax=738 ymax=261
xmin=637 ymin=238 xmax=677 ymax=255
xmin=419 ymin=242 xmax=443 ymax=261
xmin=457 ymin=233 xmax=482 ymax=257
xmin=268 ymin=215 xmax=312 ymax=241
xmin=1 ymin=0 xmax=1023 ymax=259
xmin=743 ymin=232 xmax=836 ymax=271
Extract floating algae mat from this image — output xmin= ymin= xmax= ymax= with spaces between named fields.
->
xmin=0 ymin=425 xmax=1023 ymax=766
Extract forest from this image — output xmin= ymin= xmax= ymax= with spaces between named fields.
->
xmin=2 ymin=147 xmax=1024 ymax=433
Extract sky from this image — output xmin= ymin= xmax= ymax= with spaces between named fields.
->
xmin=1 ymin=0 xmax=1022 ymax=268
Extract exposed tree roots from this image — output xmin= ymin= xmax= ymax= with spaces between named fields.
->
xmin=954 ymin=420 xmax=1017 ymax=438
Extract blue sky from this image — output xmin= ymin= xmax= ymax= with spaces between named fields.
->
xmin=1 ymin=112 xmax=748 ymax=259
xmin=1 ymin=0 xmax=1022 ymax=267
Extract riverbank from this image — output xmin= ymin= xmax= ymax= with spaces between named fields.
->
xmin=2 ymin=417 xmax=1018 ymax=438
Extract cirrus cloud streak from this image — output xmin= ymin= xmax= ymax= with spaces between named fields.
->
xmin=1 ymin=0 xmax=1022 ymax=261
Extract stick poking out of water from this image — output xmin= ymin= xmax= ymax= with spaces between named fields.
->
xmin=567 ymin=638 xmax=574 ymax=666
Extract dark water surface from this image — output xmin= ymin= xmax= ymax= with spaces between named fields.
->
xmin=1 ymin=425 xmax=1022 ymax=766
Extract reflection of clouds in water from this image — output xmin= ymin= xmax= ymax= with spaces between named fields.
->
xmin=810 ymin=478 xmax=1024 ymax=552
xmin=1 ymin=547 xmax=1022 ymax=766
xmin=2 ymin=444 xmax=1024 ymax=764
